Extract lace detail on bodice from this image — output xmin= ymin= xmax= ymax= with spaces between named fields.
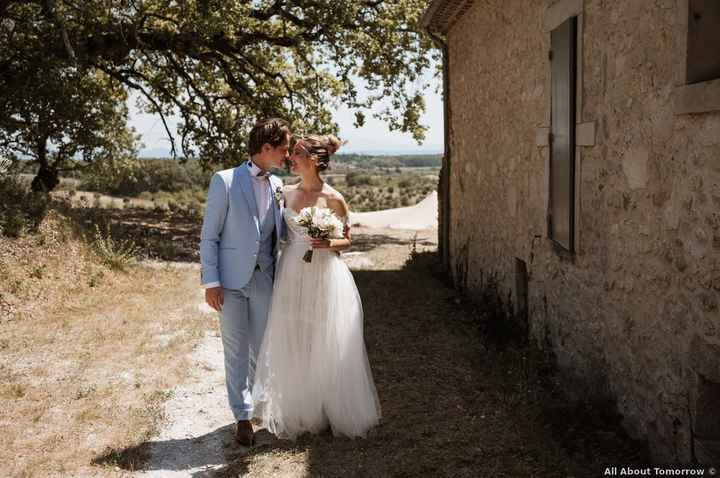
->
xmin=284 ymin=208 xmax=310 ymax=244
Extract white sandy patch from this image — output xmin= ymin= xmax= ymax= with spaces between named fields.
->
xmin=341 ymin=252 xmax=375 ymax=270
xmin=131 ymin=289 xmax=244 ymax=477
xmin=132 ymin=330 xmax=238 ymax=478
xmin=349 ymin=191 xmax=438 ymax=230
xmin=131 ymin=288 xmax=314 ymax=477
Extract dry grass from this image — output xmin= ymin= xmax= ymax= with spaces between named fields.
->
xmin=0 ymin=210 xmax=212 ymax=477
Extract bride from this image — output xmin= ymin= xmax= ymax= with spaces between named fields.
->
xmin=252 ymin=134 xmax=381 ymax=440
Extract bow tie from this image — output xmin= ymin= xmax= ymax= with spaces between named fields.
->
xmin=248 ymin=161 xmax=270 ymax=178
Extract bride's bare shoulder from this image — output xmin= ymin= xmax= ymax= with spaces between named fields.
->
xmin=322 ymin=183 xmax=344 ymax=202
xmin=322 ymin=184 xmax=349 ymax=218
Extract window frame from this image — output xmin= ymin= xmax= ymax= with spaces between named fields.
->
xmin=673 ymin=0 xmax=720 ymax=115
xmin=548 ymin=16 xmax=578 ymax=253
xmin=542 ymin=0 xmax=585 ymax=258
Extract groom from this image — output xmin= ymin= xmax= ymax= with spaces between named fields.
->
xmin=200 ymin=118 xmax=290 ymax=446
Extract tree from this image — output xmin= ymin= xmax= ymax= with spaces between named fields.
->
xmin=0 ymin=57 xmax=139 ymax=192
xmin=0 ymin=0 xmax=438 ymax=170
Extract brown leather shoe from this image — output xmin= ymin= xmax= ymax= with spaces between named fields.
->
xmin=234 ymin=420 xmax=254 ymax=447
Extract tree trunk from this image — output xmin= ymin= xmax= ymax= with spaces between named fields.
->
xmin=31 ymin=164 xmax=59 ymax=193
xmin=30 ymin=138 xmax=59 ymax=193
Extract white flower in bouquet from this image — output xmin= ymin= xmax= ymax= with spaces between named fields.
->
xmin=294 ymin=206 xmax=344 ymax=262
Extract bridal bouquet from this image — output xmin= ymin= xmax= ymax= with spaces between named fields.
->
xmin=294 ymin=207 xmax=344 ymax=263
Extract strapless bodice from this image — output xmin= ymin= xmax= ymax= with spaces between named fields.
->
xmin=284 ymin=208 xmax=311 ymax=244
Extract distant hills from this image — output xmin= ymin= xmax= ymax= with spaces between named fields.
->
xmin=335 ymin=153 xmax=441 ymax=168
xmin=138 ymin=148 xmax=443 ymax=159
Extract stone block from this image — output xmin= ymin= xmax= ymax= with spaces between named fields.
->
xmin=622 ymin=146 xmax=650 ymax=189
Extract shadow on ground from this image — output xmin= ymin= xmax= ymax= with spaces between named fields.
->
xmin=93 ymin=425 xmax=243 ymax=477
xmin=56 ymin=199 xmax=202 ymax=262
xmin=110 ymin=250 xmax=647 ymax=478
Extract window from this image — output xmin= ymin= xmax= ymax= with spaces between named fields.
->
xmin=687 ymin=0 xmax=720 ymax=84
xmin=673 ymin=0 xmax=720 ymax=115
xmin=549 ymin=16 xmax=577 ymax=252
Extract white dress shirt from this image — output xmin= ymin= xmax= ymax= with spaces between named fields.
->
xmin=248 ymin=160 xmax=272 ymax=224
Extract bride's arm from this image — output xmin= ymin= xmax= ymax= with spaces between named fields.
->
xmin=310 ymin=195 xmax=352 ymax=252
xmin=330 ymin=194 xmax=352 ymax=251
xmin=330 ymin=216 xmax=352 ymax=252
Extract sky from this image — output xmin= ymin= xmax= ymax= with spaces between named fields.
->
xmin=128 ymin=73 xmax=444 ymax=157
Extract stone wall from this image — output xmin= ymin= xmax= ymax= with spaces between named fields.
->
xmin=444 ymin=0 xmax=720 ymax=462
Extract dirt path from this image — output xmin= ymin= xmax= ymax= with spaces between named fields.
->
xmin=125 ymin=229 xmax=645 ymax=478
xmin=132 ymin=327 xmax=235 ymax=478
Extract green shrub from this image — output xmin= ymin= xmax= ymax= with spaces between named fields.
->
xmin=398 ymin=178 xmax=412 ymax=189
xmin=0 ymin=175 xmax=48 ymax=237
xmin=345 ymin=171 xmax=374 ymax=187
xmin=80 ymin=158 xmax=215 ymax=197
xmin=91 ymin=224 xmax=139 ymax=271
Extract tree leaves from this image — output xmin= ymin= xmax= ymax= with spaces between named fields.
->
xmin=1 ymin=0 xmax=437 ymax=168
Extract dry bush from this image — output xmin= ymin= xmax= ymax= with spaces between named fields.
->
xmin=91 ymin=223 xmax=139 ymax=271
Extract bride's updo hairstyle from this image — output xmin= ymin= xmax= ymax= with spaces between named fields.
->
xmin=300 ymin=134 xmax=342 ymax=172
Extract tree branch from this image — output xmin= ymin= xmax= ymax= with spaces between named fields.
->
xmin=95 ymin=64 xmax=178 ymax=158
xmin=43 ymin=0 xmax=75 ymax=62
xmin=68 ymin=26 xmax=321 ymax=64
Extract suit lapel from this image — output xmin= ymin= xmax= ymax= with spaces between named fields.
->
xmin=236 ymin=163 xmax=260 ymax=237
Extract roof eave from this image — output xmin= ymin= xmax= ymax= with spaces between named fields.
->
xmin=420 ymin=0 xmax=474 ymax=35
xmin=420 ymin=0 xmax=446 ymax=33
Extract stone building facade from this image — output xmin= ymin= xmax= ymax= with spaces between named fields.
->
xmin=423 ymin=0 xmax=720 ymax=463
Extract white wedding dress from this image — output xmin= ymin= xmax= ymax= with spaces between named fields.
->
xmin=252 ymin=208 xmax=381 ymax=439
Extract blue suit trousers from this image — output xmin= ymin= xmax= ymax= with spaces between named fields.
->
xmin=220 ymin=265 xmax=274 ymax=421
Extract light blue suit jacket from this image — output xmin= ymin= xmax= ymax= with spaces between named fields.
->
xmin=200 ymin=162 xmax=285 ymax=290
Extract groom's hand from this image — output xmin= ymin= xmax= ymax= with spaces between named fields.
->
xmin=205 ymin=287 xmax=224 ymax=312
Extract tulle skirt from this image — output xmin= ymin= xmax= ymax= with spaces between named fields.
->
xmin=252 ymin=241 xmax=381 ymax=439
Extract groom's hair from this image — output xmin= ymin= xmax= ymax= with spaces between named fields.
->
xmin=248 ymin=118 xmax=292 ymax=155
